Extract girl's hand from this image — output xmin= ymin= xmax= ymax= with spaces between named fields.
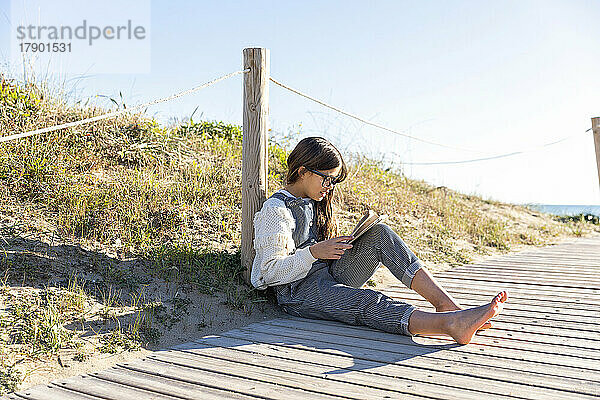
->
xmin=309 ymin=236 xmax=354 ymax=260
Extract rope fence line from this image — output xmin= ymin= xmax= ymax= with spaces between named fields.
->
xmin=390 ymin=128 xmax=593 ymax=166
xmin=270 ymin=76 xmax=594 ymax=165
xmin=0 ymin=69 xmax=250 ymax=144
xmin=269 ymin=76 xmax=488 ymax=155
xmin=1 ymin=64 xmax=593 ymax=167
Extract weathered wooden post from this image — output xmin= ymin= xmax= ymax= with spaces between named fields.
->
xmin=592 ymin=117 xmax=600 ymax=192
xmin=241 ymin=48 xmax=270 ymax=284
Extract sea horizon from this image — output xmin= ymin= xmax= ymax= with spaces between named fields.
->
xmin=519 ymin=204 xmax=600 ymax=217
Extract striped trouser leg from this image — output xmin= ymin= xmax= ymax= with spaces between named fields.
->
xmin=330 ymin=222 xmax=424 ymax=289
xmin=281 ymin=267 xmax=417 ymax=336
xmin=276 ymin=222 xmax=425 ymax=336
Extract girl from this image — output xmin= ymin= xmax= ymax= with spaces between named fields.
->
xmin=251 ymin=137 xmax=507 ymax=344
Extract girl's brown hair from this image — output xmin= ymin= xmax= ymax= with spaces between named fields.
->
xmin=285 ymin=137 xmax=348 ymax=240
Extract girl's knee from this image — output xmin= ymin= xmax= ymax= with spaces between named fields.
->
xmin=368 ymin=222 xmax=394 ymax=238
xmin=372 ymin=223 xmax=408 ymax=248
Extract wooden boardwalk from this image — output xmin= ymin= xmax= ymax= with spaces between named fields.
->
xmin=4 ymin=235 xmax=600 ymax=399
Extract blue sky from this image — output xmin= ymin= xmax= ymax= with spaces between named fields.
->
xmin=1 ymin=0 xmax=599 ymax=205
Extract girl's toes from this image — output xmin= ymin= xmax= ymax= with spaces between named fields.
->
xmin=478 ymin=321 xmax=492 ymax=331
xmin=494 ymin=291 xmax=508 ymax=304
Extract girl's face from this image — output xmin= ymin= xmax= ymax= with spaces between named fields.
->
xmin=300 ymin=165 xmax=342 ymax=201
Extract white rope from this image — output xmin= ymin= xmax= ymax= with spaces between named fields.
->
xmin=270 ymin=76 xmax=489 ymax=154
xmin=0 ymin=69 xmax=250 ymax=144
xmin=388 ymin=128 xmax=592 ymax=166
xmin=270 ymin=76 xmax=594 ymax=165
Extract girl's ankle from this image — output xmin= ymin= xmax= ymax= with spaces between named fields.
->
xmin=434 ymin=300 xmax=461 ymax=312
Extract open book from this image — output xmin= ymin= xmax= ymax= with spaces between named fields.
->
xmin=347 ymin=209 xmax=387 ymax=244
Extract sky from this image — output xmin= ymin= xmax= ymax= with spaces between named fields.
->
xmin=1 ymin=0 xmax=599 ymax=206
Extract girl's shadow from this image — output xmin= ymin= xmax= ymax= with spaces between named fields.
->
xmin=169 ymin=315 xmax=459 ymax=376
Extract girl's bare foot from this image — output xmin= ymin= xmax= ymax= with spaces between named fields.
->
xmin=436 ymin=303 xmax=493 ymax=331
xmin=444 ymin=291 xmax=508 ymax=344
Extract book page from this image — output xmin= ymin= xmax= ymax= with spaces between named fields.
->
xmin=347 ymin=210 xmax=387 ymax=244
xmin=350 ymin=210 xmax=375 ymax=236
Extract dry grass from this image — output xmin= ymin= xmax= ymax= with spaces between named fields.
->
xmin=1 ymin=73 xmax=598 ymax=394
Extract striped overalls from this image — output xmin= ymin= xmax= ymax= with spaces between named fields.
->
xmin=270 ymin=191 xmax=423 ymax=336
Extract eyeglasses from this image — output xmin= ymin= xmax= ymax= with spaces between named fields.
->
xmin=304 ymin=167 xmax=340 ymax=188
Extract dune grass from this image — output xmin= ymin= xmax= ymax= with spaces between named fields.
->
xmin=0 ymin=73 xmax=598 ymax=394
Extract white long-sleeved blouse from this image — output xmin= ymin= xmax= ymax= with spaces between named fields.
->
xmin=250 ymin=189 xmax=318 ymax=290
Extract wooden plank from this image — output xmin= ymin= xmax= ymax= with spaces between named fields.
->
xmin=3 ymin=385 xmax=102 ymax=400
xmin=381 ymin=286 xmax=600 ymax=316
xmin=517 ymin=236 xmax=600 ymax=243
xmin=496 ymin=250 xmax=600 ymax=256
xmin=172 ymin=339 xmax=574 ymax=400
xmin=280 ymin=302 xmax=599 ymax=343
xmin=262 ymin=318 xmax=600 ymax=361
xmin=247 ymin=320 xmax=600 ymax=371
xmin=453 ymin=270 xmax=600 ymax=282
xmin=384 ymin=293 xmax=600 ymax=325
xmin=456 ymin=260 xmax=600 ymax=270
xmin=187 ymin=330 xmax=599 ymax=398
xmin=433 ymin=275 xmax=600 ymax=292
xmin=438 ymin=275 xmax=600 ymax=289
xmin=516 ymin=247 xmax=600 ymax=253
xmin=6 ymin=233 xmax=599 ymax=399
xmin=474 ymin=259 xmax=600 ymax=274
xmin=461 ymin=268 xmax=600 ymax=277
xmin=117 ymin=359 xmax=340 ymax=400
xmin=464 ymin=319 xmax=600 ymax=341
xmin=448 ymin=313 xmax=598 ymax=333
xmin=382 ymin=299 xmax=600 ymax=333
xmin=503 ymin=245 xmax=600 ymax=250
xmin=123 ymin=354 xmax=360 ymax=399
xmin=438 ymin=269 xmax=600 ymax=285
xmin=92 ymin=366 xmax=256 ymax=399
xmin=477 ymin=253 xmax=600 ymax=260
xmin=152 ymin=349 xmax=455 ymax=400
xmin=524 ymin=244 xmax=600 ymax=248
xmin=382 ymin=285 xmax=600 ymax=310
xmin=504 ymin=247 xmax=600 ymax=255
xmin=498 ymin=260 xmax=598 ymax=265
xmin=381 ymin=288 xmax=600 ymax=320
xmin=497 ymin=246 xmax=600 ymax=252
xmin=51 ymin=375 xmax=180 ymax=400
xmin=467 ymin=256 xmax=600 ymax=263
xmin=494 ymin=257 xmax=599 ymax=263
xmin=384 ymin=296 xmax=600 ymax=341
xmin=472 ymin=253 xmax=600 ymax=261
xmin=529 ymin=244 xmax=600 ymax=249
xmin=429 ymin=286 xmax=600 ymax=307
xmin=404 ymin=283 xmax=600 ymax=306
xmin=219 ymin=326 xmax=600 ymax=390
xmin=370 ymin=299 xmax=599 ymax=348
xmin=464 ymin=325 xmax=597 ymax=347
xmin=449 ymin=265 xmax=600 ymax=278
xmin=387 ymin=280 xmax=600 ymax=302
xmin=432 ymin=273 xmax=600 ymax=290
xmin=432 ymin=270 xmax=600 ymax=287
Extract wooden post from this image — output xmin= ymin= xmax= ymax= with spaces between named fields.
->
xmin=592 ymin=117 xmax=600 ymax=192
xmin=241 ymin=48 xmax=270 ymax=285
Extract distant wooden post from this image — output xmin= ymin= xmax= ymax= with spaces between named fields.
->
xmin=241 ymin=48 xmax=270 ymax=284
xmin=592 ymin=117 xmax=600 ymax=192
